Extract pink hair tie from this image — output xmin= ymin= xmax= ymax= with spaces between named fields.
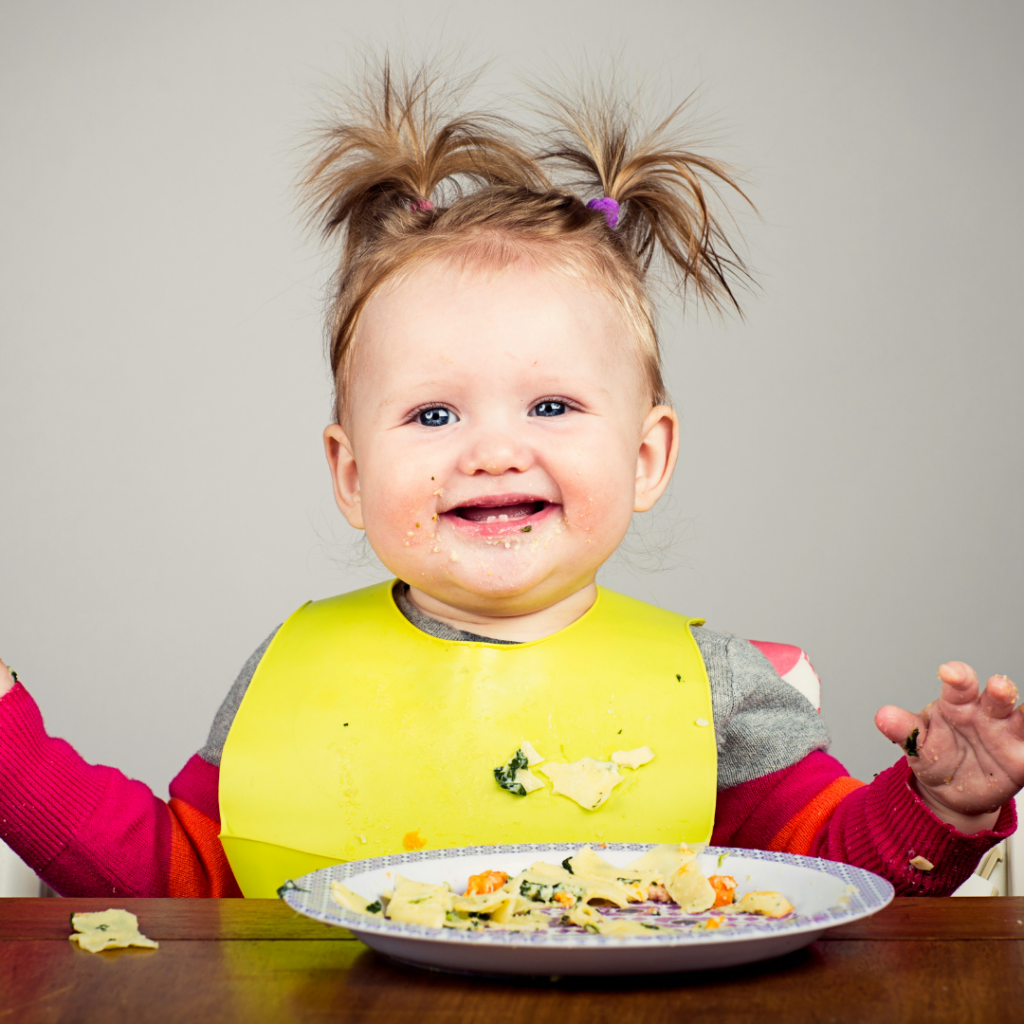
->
xmin=587 ymin=196 xmax=620 ymax=229
xmin=410 ymin=198 xmax=434 ymax=212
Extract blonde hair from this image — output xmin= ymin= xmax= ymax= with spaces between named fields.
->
xmin=301 ymin=60 xmax=751 ymax=422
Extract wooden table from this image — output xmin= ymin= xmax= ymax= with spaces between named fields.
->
xmin=1 ymin=897 xmax=1022 ymax=1023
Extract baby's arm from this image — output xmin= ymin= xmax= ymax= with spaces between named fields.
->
xmin=0 ymin=658 xmax=240 ymax=897
xmin=711 ymin=638 xmax=1015 ymax=894
xmin=875 ymin=662 xmax=1023 ymax=832
xmin=713 ymin=751 xmax=1014 ymax=894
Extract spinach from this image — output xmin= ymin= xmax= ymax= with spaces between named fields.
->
xmin=276 ymin=879 xmax=309 ymax=900
xmin=904 ymin=727 xmax=921 ymax=757
xmin=365 ymin=901 xmax=382 ymax=915
xmin=520 ymin=880 xmax=583 ymax=903
xmin=561 ymin=858 xmax=574 ymax=874
xmin=494 ymin=749 xmax=529 ymax=796
xmin=520 ymin=880 xmax=550 ymax=901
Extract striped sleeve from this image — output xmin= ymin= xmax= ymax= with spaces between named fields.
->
xmin=166 ymin=755 xmax=241 ymax=897
xmin=711 ymin=748 xmax=1015 ymax=895
xmin=0 ymin=681 xmax=240 ymax=897
xmin=707 ymin=634 xmax=1015 ymax=894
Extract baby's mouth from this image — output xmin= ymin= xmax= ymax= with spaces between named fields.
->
xmin=438 ymin=496 xmax=558 ymax=537
xmin=453 ymin=501 xmax=547 ymax=523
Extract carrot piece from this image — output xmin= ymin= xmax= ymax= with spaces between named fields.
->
xmin=464 ymin=870 xmax=509 ymax=896
xmin=402 ymin=830 xmax=427 ymax=851
xmin=707 ymin=875 xmax=738 ymax=908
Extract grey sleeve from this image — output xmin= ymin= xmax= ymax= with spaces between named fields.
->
xmin=693 ymin=627 xmax=831 ymax=791
xmin=198 ymin=627 xmax=280 ymax=768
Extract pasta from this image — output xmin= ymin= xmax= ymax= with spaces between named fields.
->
xmin=330 ymin=844 xmax=795 ymax=936
xmin=493 ymin=742 xmax=656 ymax=810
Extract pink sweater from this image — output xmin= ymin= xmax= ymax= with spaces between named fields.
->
xmin=0 ymin=680 xmax=1013 ymax=897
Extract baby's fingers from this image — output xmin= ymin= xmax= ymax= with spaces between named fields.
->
xmin=937 ymin=661 xmax=980 ymax=706
xmin=874 ymin=705 xmax=924 ymax=751
xmin=979 ymin=674 xmax=1021 ymax=722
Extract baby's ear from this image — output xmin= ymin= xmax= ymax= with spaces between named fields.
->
xmin=323 ymin=424 xmax=364 ymax=529
xmin=634 ymin=405 xmax=679 ymax=512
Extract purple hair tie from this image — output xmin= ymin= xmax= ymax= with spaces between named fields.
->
xmin=410 ymin=198 xmax=434 ymax=212
xmin=587 ymin=196 xmax=620 ymax=229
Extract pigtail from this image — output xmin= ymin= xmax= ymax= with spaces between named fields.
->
xmin=300 ymin=59 xmax=546 ymax=263
xmin=537 ymin=86 xmax=753 ymax=313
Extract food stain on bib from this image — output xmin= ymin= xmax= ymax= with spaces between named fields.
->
xmin=403 ymin=829 xmax=427 ymax=851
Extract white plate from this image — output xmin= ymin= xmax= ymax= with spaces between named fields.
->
xmin=280 ymin=843 xmax=894 ymax=976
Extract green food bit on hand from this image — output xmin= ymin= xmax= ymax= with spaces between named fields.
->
xmin=904 ymin=727 xmax=920 ymax=757
xmin=521 ymin=525 xmax=532 ymax=532
xmin=494 ymin=749 xmax=529 ymax=796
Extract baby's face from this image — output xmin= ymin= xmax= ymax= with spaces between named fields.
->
xmin=325 ymin=259 xmax=677 ymax=618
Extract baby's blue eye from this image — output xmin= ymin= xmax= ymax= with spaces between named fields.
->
xmin=532 ymin=401 xmax=567 ymax=417
xmin=418 ymin=407 xmax=456 ymax=427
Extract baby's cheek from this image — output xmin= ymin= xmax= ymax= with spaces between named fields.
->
xmin=369 ymin=497 xmax=436 ymax=551
xmin=563 ymin=463 xmax=635 ymax=536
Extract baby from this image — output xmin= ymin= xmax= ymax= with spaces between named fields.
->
xmin=0 ymin=64 xmax=1019 ymax=899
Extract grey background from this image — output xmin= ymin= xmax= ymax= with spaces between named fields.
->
xmin=1 ymin=1 xmax=1021 ymax=797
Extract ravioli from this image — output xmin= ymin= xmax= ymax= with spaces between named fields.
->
xmin=69 ymin=909 xmax=159 ymax=953
xmin=626 ymin=843 xmax=716 ymax=912
xmin=329 ymin=842 xmax=795 ymax=937
xmin=536 ymin=758 xmax=624 ymax=810
xmin=610 ymin=746 xmax=655 ymax=769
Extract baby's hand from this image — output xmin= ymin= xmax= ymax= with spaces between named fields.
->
xmin=875 ymin=662 xmax=1023 ymax=832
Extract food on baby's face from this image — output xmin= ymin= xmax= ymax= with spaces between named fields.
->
xmin=329 ymin=844 xmax=796 ymax=937
xmin=69 ymin=909 xmax=159 ymax=953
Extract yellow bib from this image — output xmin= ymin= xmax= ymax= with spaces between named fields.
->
xmin=219 ymin=581 xmax=716 ymax=897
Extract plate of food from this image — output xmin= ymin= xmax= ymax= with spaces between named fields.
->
xmin=279 ymin=842 xmax=894 ymax=976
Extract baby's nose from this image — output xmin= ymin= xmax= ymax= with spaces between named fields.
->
xmin=459 ymin=429 xmax=533 ymax=476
